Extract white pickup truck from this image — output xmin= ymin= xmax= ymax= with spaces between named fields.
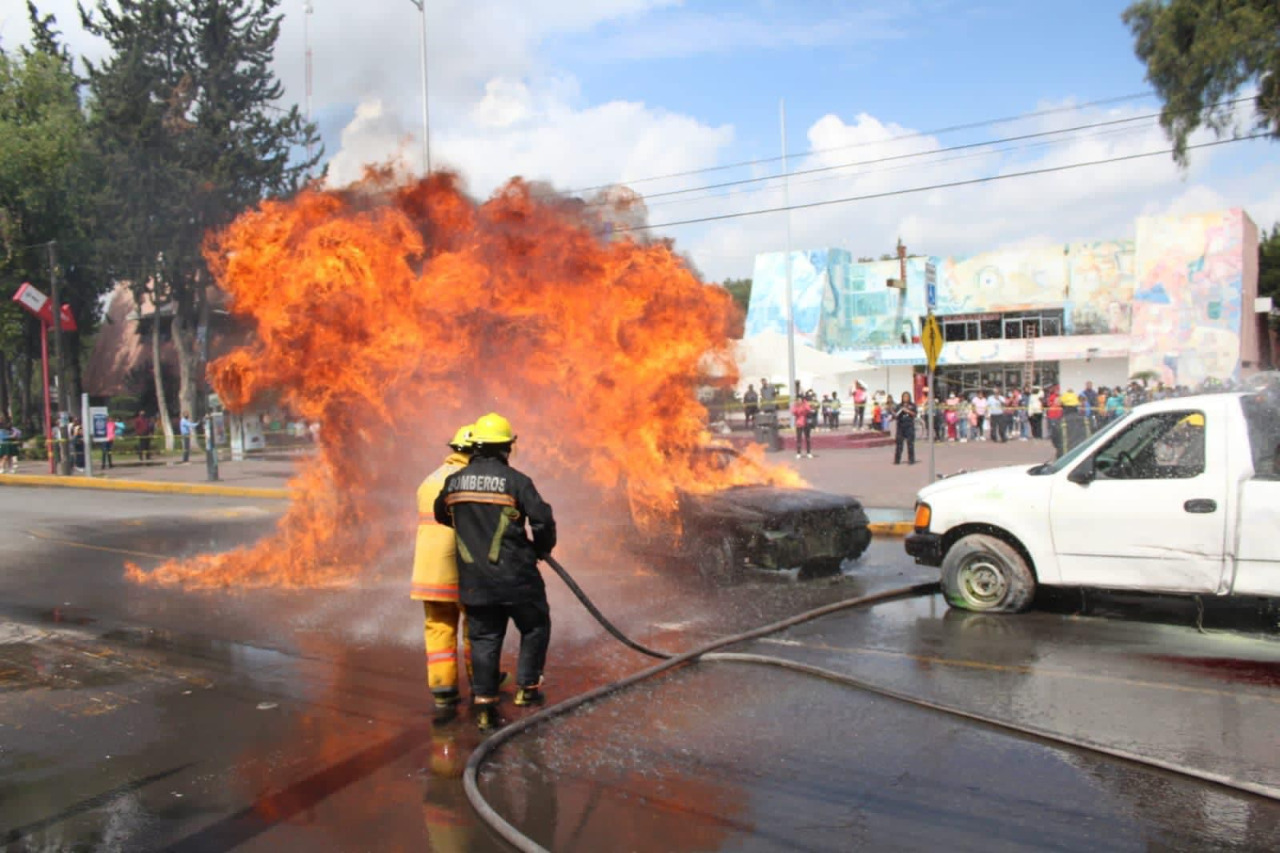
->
xmin=905 ymin=387 xmax=1280 ymax=612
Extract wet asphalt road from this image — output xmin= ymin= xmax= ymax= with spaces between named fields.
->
xmin=1 ymin=487 xmax=1279 ymax=851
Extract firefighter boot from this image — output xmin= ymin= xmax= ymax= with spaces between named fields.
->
xmin=432 ymin=688 xmax=460 ymax=723
xmin=473 ymin=699 xmax=501 ymax=732
xmin=513 ymin=678 xmax=544 ymax=707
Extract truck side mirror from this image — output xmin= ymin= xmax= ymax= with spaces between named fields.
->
xmin=1068 ymin=459 xmax=1095 ymax=485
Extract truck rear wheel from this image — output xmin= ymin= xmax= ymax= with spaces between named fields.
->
xmin=941 ymin=533 xmax=1035 ymax=613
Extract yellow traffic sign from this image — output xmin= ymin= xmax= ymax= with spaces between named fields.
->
xmin=922 ymin=315 xmax=943 ymax=370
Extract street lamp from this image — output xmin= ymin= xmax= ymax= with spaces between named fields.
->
xmin=406 ymin=0 xmax=431 ymax=175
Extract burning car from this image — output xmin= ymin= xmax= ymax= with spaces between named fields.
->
xmin=640 ymin=446 xmax=873 ymax=581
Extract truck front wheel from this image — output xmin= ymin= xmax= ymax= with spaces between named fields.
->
xmin=941 ymin=534 xmax=1035 ymax=613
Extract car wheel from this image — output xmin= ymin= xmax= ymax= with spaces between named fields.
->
xmin=846 ymin=526 xmax=871 ymax=561
xmin=690 ymin=533 xmax=740 ymax=584
xmin=941 ymin=533 xmax=1035 ymax=613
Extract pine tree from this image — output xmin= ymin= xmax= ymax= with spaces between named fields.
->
xmin=1124 ymin=0 xmax=1280 ymax=166
xmin=82 ymin=0 xmax=320 ymax=438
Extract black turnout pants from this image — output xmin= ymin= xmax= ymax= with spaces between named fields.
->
xmin=895 ymin=430 xmax=915 ymax=464
xmin=466 ymin=598 xmax=551 ymax=697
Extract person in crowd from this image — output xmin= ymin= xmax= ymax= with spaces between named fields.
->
xmin=179 ymin=411 xmax=196 ymax=464
xmin=853 ymin=382 xmax=867 ymax=429
xmin=986 ymin=389 xmax=1006 ymax=443
xmin=972 ymin=392 xmax=988 ymax=441
xmin=134 ymin=410 xmax=154 ymax=462
xmin=829 ymin=391 xmax=842 ymax=429
xmin=1106 ymin=387 xmax=1126 ymax=422
xmin=434 ymin=413 xmax=556 ymax=732
xmin=68 ymin=417 xmax=86 ymax=471
xmin=101 ymin=416 xmax=116 ymax=470
xmin=0 ymin=418 xmax=17 ymax=474
xmin=819 ymin=394 xmax=832 ymax=430
xmin=743 ymin=384 xmax=759 ymax=430
xmin=414 ymin=424 xmax=477 ymax=721
xmin=760 ymin=377 xmax=777 ymax=414
xmin=870 ymin=400 xmax=882 ymax=432
xmin=1010 ymin=388 xmax=1027 ymax=440
xmin=881 ymin=394 xmax=894 ymax=432
xmin=945 ymin=392 xmax=960 ymax=442
xmin=792 ymin=392 xmax=815 ymax=458
xmin=1046 ymin=386 xmax=1064 ymax=456
xmin=1027 ymin=387 xmax=1044 ymax=439
xmin=893 ymin=391 xmax=918 ymax=465
xmin=1082 ymin=381 xmax=1099 ymax=431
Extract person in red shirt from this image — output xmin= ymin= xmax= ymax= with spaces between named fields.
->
xmin=792 ymin=393 xmax=815 ymax=459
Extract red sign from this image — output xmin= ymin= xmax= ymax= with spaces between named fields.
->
xmin=12 ymin=282 xmax=77 ymax=331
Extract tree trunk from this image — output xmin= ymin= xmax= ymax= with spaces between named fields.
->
xmin=0 ymin=349 xmax=9 ymax=420
xmin=151 ymin=302 xmax=174 ymax=451
xmin=171 ymin=290 xmax=198 ymax=427
xmin=19 ymin=349 xmax=32 ymax=431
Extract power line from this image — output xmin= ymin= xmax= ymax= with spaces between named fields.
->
xmin=618 ymin=133 xmax=1269 ymax=233
xmin=643 ymin=119 xmax=1158 ymax=212
xmin=560 ymin=91 xmax=1157 ymax=197
xmin=606 ymin=109 xmax=1179 ymax=207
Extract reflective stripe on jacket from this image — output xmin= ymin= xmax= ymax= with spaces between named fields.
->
xmin=433 ymin=454 xmax=556 ymax=607
xmin=410 ymin=452 xmax=470 ymax=601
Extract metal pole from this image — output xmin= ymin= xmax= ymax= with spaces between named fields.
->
xmin=81 ymin=392 xmax=92 ymax=477
xmin=928 ymin=347 xmax=936 ymax=483
xmin=780 ymin=99 xmax=796 ymax=411
xmin=41 ymin=320 xmax=53 ymax=474
xmin=409 ymin=0 xmax=431 ymax=174
xmin=49 ymin=241 xmax=70 ymax=475
xmin=304 ymin=1 xmax=314 ymax=163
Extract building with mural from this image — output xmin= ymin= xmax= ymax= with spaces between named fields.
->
xmin=743 ymin=209 xmax=1266 ymax=397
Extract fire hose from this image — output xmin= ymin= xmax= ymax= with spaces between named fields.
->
xmin=464 ymin=557 xmax=1280 ymax=853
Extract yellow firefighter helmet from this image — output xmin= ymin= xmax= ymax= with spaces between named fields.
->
xmin=471 ymin=412 xmax=516 ymax=445
xmin=448 ymin=424 xmax=474 ymax=451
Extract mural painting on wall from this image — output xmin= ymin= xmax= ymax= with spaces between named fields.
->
xmin=936 ymin=246 xmax=1070 ymax=315
xmin=825 ymin=257 xmax=928 ymax=351
xmin=745 ymin=249 xmax=850 ymax=346
xmin=1066 ymin=240 xmax=1135 ymax=334
xmin=1130 ymin=210 xmax=1248 ymax=386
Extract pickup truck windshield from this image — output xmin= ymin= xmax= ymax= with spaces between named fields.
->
xmin=1029 ymin=415 xmax=1124 ymax=475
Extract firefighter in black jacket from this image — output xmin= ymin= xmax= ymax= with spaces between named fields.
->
xmin=433 ymin=412 xmax=556 ymax=731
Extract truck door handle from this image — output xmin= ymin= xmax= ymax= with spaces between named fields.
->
xmin=1184 ymin=499 xmax=1217 ymax=514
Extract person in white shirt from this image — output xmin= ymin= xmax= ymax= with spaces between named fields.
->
xmin=972 ymin=393 xmax=988 ymax=440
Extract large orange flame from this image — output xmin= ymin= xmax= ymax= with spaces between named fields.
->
xmin=128 ymin=169 xmax=801 ymax=589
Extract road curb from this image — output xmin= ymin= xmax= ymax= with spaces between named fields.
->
xmin=868 ymin=521 xmax=913 ymax=537
xmin=0 ymin=473 xmax=289 ymax=501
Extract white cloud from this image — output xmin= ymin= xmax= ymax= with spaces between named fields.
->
xmin=674 ymin=99 xmax=1273 ymax=280
xmin=326 ymin=75 xmax=734 ymax=198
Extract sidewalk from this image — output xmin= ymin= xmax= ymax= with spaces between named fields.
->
xmin=0 ymin=452 xmax=303 ymax=499
xmin=0 ymin=436 xmax=1056 ymax=509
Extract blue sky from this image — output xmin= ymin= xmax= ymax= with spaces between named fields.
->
xmin=5 ymin=0 xmax=1277 ymax=279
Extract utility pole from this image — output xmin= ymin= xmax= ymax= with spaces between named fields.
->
xmin=407 ymin=0 xmax=431 ymax=175
xmin=304 ymin=1 xmax=315 ymax=164
xmin=48 ymin=241 xmax=70 ymax=475
xmin=780 ymin=99 xmax=796 ymax=414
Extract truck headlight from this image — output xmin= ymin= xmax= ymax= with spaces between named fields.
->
xmin=913 ymin=502 xmax=931 ymax=531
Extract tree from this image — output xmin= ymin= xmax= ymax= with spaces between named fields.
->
xmin=82 ymin=0 xmax=320 ymax=439
xmin=1124 ymin=0 xmax=1280 ymax=165
xmin=721 ymin=277 xmax=752 ymax=317
xmin=0 ymin=6 xmax=103 ymax=425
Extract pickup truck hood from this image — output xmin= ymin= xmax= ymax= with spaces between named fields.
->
xmin=916 ymin=464 xmax=1041 ymax=503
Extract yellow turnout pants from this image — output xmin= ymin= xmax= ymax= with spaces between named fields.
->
xmin=424 ymin=601 xmax=470 ymax=693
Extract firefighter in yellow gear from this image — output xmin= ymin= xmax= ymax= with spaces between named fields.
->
xmin=412 ymin=424 xmax=475 ymax=718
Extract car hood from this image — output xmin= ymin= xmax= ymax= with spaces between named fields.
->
xmin=682 ymin=485 xmax=864 ymax=520
xmin=917 ymin=464 xmax=1041 ymax=503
